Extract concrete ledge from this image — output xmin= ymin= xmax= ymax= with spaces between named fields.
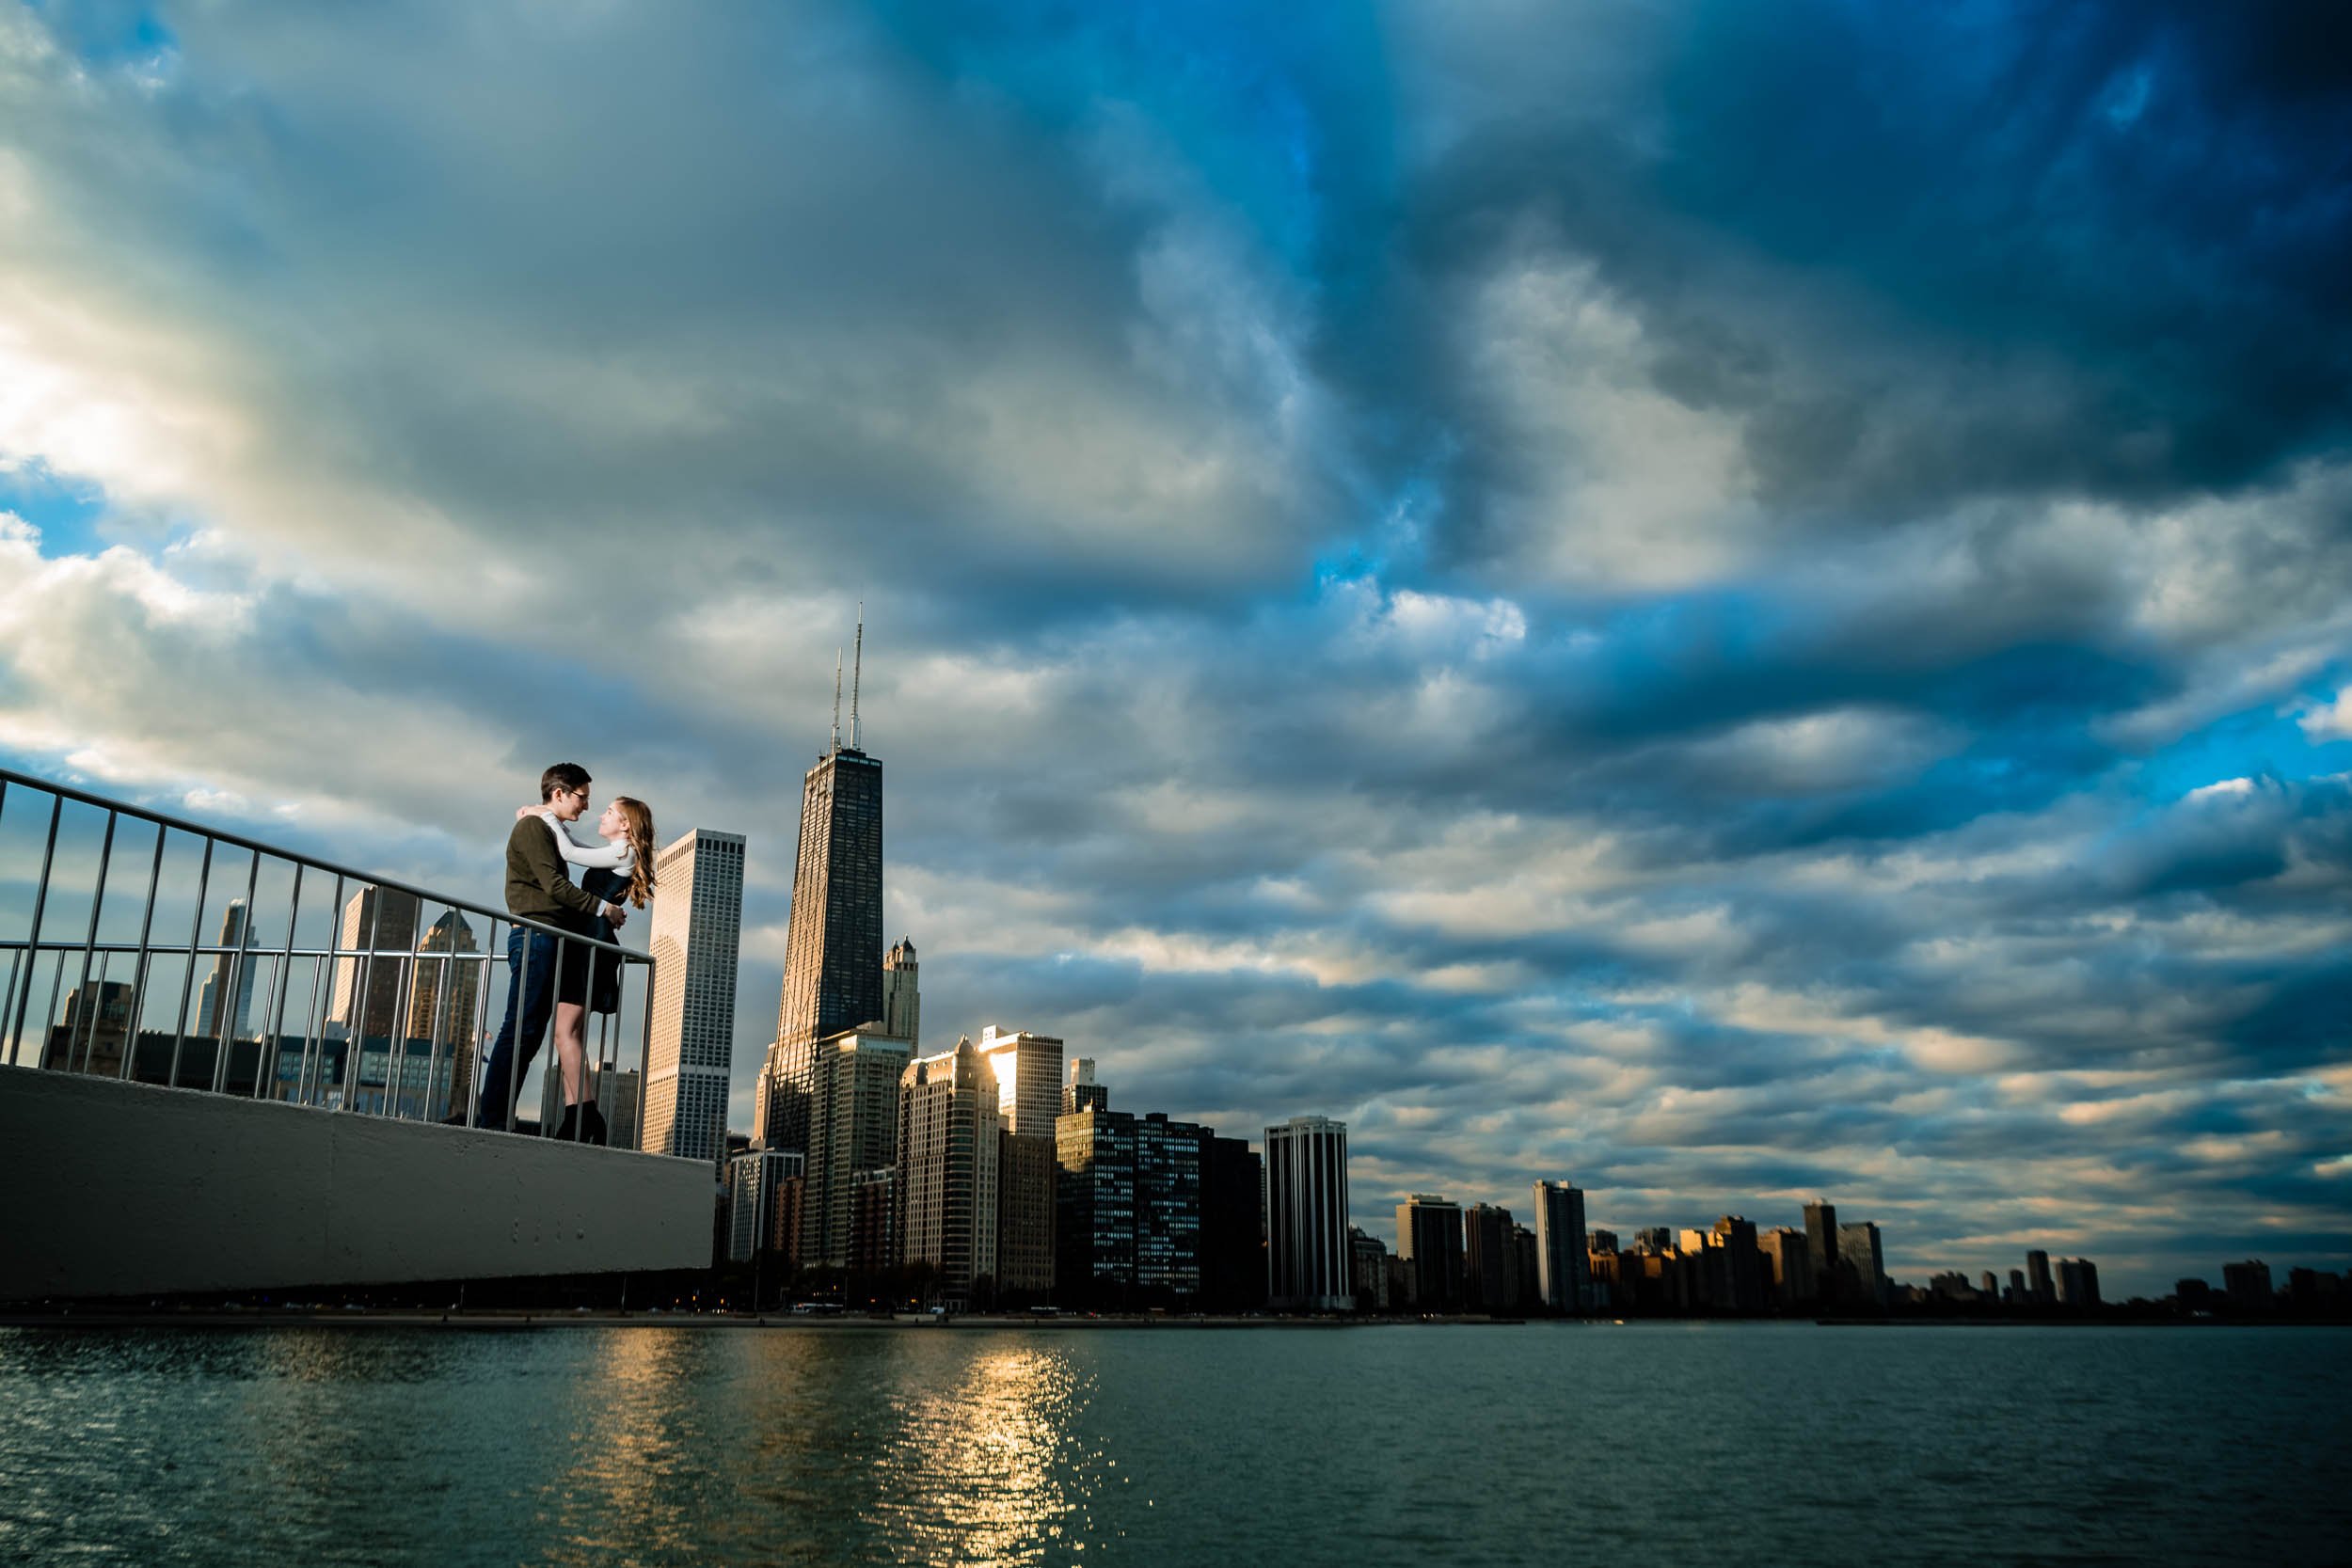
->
xmin=0 ymin=1066 xmax=717 ymax=1301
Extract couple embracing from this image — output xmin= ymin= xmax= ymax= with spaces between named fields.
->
xmin=469 ymin=762 xmax=658 ymax=1141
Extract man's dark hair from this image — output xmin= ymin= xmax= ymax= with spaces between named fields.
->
xmin=540 ymin=763 xmax=592 ymax=802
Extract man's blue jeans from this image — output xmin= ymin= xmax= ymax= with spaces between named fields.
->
xmin=472 ymin=925 xmax=559 ymax=1130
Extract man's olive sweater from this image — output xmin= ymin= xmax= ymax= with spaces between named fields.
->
xmin=505 ymin=816 xmax=604 ymax=924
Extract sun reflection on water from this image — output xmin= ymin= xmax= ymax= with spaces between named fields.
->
xmin=522 ymin=1330 xmax=1112 ymax=1567
xmin=859 ymin=1340 xmax=1104 ymax=1565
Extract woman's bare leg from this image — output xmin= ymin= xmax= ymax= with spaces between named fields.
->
xmin=555 ymin=1002 xmax=588 ymax=1105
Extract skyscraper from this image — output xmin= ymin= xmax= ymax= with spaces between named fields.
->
xmin=1463 ymin=1203 xmax=1517 ymax=1312
xmin=1265 ymin=1116 xmax=1352 ymax=1312
xmin=801 ymin=1027 xmax=914 ymax=1267
xmin=1056 ymin=1102 xmax=1139 ymax=1304
xmin=41 ymin=980 xmax=133 ymax=1077
xmin=760 ymin=659 xmax=885 ymax=1154
xmin=1761 ymin=1227 xmax=1817 ymax=1304
xmin=2055 ymin=1257 xmax=2103 ymax=1309
xmin=898 ymin=1037 xmax=1000 ymax=1307
xmin=330 ymin=887 xmax=419 ymax=1041
xmin=726 ymin=1148 xmax=805 ymax=1263
xmin=640 ymin=829 xmax=746 ymax=1163
xmin=1200 ymin=1132 xmax=1265 ymax=1312
xmin=1711 ymin=1215 xmax=1766 ymax=1314
xmin=1804 ymin=1199 xmax=1839 ymax=1285
xmin=1396 ymin=1194 xmax=1465 ymax=1313
xmin=407 ymin=910 xmax=481 ymax=1112
xmin=2026 ymin=1248 xmax=2055 ymax=1306
xmin=195 ymin=899 xmax=261 ymax=1042
xmin=1838 ymin=1221 xmax=1887 ymax=1307
xmin=1062 ymin=1057 xmax=1108 ymax=1115
xmin=996 ymin=1127 xmax=1058 ymax=1300
xmin=975 ymin=1025 xmax=1062 ymax=1304
xmin=882 ymin=937 xmax=919 ymax=1048
xmin=1533 ymin=1180 xmax=1590 ymax=1315
xmin=976 ymin=1025 xmax=1065 ymax=1137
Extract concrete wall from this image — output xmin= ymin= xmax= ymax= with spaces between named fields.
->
xmin=0 ymin=1066 xmax=718 ymax=1301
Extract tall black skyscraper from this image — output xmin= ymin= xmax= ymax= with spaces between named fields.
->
xmin=756 ymin=626 xmax=884 ymax=1153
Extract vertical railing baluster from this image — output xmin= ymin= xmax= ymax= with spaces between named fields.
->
xmin=7 ymin=794 xmax=64 ymax=1070
xmin=121 ymin=827 xmax=167 ymax=1081
xmin=167 ymin=838 xmax=215 ymax=1090
xmin=384 ymin=920 xmax=424 ymax=1120
xmin=257 ymin=863 xmax=303 ymax=1101
xmin=211 ymin=849 xmax=262 ymax=1095
xmin=67 ymin=811 xmax=117 ymax=1076
xmin=638 ymin=956 xmax=654 ymax=1154
xmin=465 ymin=922 xmax=499 ymax=1131
xmin=420 ymin=928 xmax=453 ymax=1124
xmin=343 ymin=890 xmax=387 ymax=1114
xmin=303 ymin=873 xmax=343 ymax=1107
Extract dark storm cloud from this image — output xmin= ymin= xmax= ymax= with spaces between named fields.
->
xmin=1379 ymin=0 xmax=2352 ymax=578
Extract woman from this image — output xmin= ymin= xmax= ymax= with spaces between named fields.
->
xmin=518 ymin=795 xmax=657 ymax=1143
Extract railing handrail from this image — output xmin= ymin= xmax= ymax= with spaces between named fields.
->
xmin=0 ymin=766 xmax=644 ymax=961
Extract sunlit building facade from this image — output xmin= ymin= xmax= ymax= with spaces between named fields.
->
xmin=640 ymin=829 xmax=745 ymax=1163
xmin=799 ymin=1027 xmax=914 ymax=1266
xmin=898 ymin=1038 xmax=1000 ymax=1307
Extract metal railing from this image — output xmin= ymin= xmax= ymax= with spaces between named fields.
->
xmin=0 ymin=766 xmax=656 ymax=1145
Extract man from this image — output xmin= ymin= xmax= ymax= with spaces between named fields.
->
xmin=469 ymin=762 xmax=628 ymax=1130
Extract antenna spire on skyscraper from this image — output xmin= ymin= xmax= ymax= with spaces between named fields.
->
xmin=851 ymin=600 xmax=864 ymax=751
xmin=831 ymin=648 xmax=843 ymax=753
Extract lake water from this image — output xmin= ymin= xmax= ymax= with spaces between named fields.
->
xmin=1 ymin=1323 xmax=2343 ymax=1566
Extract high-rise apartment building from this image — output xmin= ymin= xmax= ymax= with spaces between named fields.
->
xmin=407 ymin=910 xmax=481 ymax=1108
xmin=2055 ymin=1257 xmax=2103 ymax=1309
xmin=1533 ymin=1180 xmax=1590 ymax=1315
xmin=1265 ymin=1116 xmax=1351 ymax=1312
xmin=1350 ymin=1227 xmax=1391 ymax=1310
xmin=1136 ymin=1112 xmax=1204 ymax=1297
xmin=996 ymin=1127 xmax=1058 ymax=1299
xmin=726 ymin=1148 xmax=806 ymax=1263
xmin=41 ymin=979 xmax=133 ymax=1077
xmin=1804 ymin=1199 xmax=1839 ymax=1284
xmin=882 ymin=938 xmax=920 ymax=1048
xmin=1056 ymin=1104 xmax=1138 ymax=1303
xmin=898 ymin=1038 xmax=1000 ymax=1307
xmin=1200 ymin=1133 xmax=1265 ymax=1312
xmin=1062 ymin=1057 xmax=1108 ymax=1115
xmin=976 ymin=1025 xmax=1065 ymax=1137
xmin=639 ymin=829 xmax=746 ymax=1163
xmin=800 ymin=1027 xmax=914 ymax=1267
xmin=1046 ymin=1073 xmax=1242 ymax=1311
xmin=761 ymin=695 xmax=885 ymax=1154
xmin=1760 ymin=1227 xmax=1816 ymax=1304
xmin=1463 ymin=1203 xmax=1517 ymax=1312
xmin=1837 ymin=1221 xmax=1887 ymax=1307
xmin=1396 ymin=1194 xmax=1465 ymax=1313
xmin=2026 ymin=1248 xmax=2055 ymax=1306
xmin=330 ymin=887 xmax=419 ymax=1041
xmin=976 ymin=1026 xmax=1062 ymax=1302
xmin=1712 ymin=1215 xmax=1766 ymax=1313
xmin=2222 ymin=1259 xmax=2273 ymax=1313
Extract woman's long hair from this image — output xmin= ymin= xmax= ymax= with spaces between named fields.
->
xmin=614 ymin=797 xmax=659 ymax=909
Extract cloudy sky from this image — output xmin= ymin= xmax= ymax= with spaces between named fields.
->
xmin=3 ymin=0 xmax=2347 ymax=1296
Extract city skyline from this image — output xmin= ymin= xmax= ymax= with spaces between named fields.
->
xmin=1 ymin=3 xmax=2344 ymax=1300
